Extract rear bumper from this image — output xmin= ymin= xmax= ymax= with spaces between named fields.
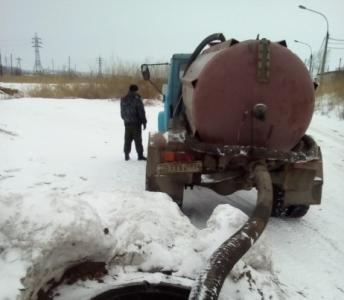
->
xmin=147 ymin=132 xmax=323 ymax=206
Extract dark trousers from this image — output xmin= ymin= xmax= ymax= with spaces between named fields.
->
xmin=124 ymin=123 xmax=143 ymax=156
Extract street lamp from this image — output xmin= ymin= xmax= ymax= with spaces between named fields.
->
xmin=294 ymin=39 xmax=313 ymax=76
xmin=298 ymin=5 xmax=329 ymax=75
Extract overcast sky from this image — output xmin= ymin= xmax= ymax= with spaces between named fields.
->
xmin=1 ymin=0 xmax=344 ymax=73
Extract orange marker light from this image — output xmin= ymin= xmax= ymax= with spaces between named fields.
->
xmin=163 ymin=151 xmax=176 ymax=162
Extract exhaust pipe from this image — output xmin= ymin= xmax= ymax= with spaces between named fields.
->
xmin=189 ymin=163 xmax=273 ymax=300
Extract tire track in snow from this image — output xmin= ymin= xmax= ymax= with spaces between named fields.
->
xmin=298 ymin=218 xmax=344 ymax=256
xmin=0 ymin=127 xmax=18 ymax=137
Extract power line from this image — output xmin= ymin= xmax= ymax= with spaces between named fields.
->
xmin=329 ymin=37 xmax=344 ymax=42
xmin=32 ymin=33 xmax=43 ymax=73
xmin=329 ymin=41 xmax=344 ymax=45
xmin=16 ymin=57 xmax=22 ymax=75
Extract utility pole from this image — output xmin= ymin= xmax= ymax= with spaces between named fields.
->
xmin=16 ymin=57 xmax=22 ymax=75
xmin=322 ymin=31 xmax=330 ymax=74
xmin=97 ymin=56 xmax=103 ymax=77
xmin=51 ymin=58 xmax=54 ymax=73
xmin=68 ymin=56 xmax=71 ymax=75
xmin=339 ymin=58 xmax=342 ymax=70
xmin=32 ymin=33 xmax=43 ymax=73
xmin=298 ymin=6 xmax=329 ymax=75
xmin=10 ymin=53 xmax=13 ymax=75
xmin=0 ymin=51 xmax=3 ymax=76
xmin=294 ymin=39 xmax=313 ymax=76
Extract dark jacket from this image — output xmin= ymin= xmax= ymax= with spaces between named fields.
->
xmin=120 ymin=91 xmax=147 ymax=125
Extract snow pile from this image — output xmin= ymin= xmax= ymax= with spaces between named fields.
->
xmin=0 ymin=192 xmax=112 ymax=300
xmin=0 ymin=188 xmax=280 ymax=300
xmin=99 ymin=191 xmax=200 ymax=275
xmin=70 ymin=196 xmax=281 ymax=300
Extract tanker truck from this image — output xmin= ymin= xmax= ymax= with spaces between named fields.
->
xmin=141 ymin=33 xmax=323 ymax=218
xmin=140 ymin=34 xmax=323 ymax=298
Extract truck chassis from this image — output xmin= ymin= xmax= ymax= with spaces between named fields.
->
xmin=146 ymin=128 xmax=322 ymax=218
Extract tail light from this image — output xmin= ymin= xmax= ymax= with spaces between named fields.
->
xmin=163 ymin=151 xmax=176 ymax=162
xmin=162 ymin=151 xmax=196 ymax=162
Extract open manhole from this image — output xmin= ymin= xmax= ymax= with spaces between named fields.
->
xmin=92 ymin=282 xmax=191 ymax=300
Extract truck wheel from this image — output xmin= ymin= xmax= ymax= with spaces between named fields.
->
xmin=271 ymin=185 xmax=310 ymax=218
xmin=271 ymin=185 xmax=285 ymax=217
xmin=284 ymin=205 xmax=310 ymax=218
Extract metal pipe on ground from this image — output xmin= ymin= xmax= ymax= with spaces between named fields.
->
xmin=188 ymin=163 xmax=273 ymax=300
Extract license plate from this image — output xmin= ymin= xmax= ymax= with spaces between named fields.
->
xmin=157 ymin=161 xmax=202 ymax=174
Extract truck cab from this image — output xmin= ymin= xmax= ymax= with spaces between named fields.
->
xmin=157 ymin=54 xmax=190 ymax=133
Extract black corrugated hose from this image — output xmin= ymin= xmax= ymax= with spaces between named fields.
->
xmin=188 ymin=163 xmax=273 ymax=300
xmin=172 ymin=33 xmax=226 ymax=119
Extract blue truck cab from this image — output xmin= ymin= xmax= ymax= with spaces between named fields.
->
xmin=157 ymin=54 xmax=191 ymax=133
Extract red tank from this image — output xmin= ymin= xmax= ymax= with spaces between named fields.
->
xmin=182 ymin=39 xmax=315 ymax=151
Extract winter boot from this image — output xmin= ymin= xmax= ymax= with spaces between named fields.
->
xmin=125 ymin=153 xmax=130 ymax=161
xmin=138 ymin=155 xmax=147 ymax=161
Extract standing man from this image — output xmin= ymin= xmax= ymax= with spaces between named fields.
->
xmin=120 ymin=84 xmax=147 ymax=161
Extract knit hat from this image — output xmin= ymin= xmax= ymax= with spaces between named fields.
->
xmin=129 ymin=84 xmax=139 ymax=92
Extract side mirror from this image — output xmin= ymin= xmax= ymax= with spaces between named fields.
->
xmin=141 ymin=64 xmax=150 ymax=81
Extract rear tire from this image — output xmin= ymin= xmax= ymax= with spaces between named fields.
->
xmin=284 ymin=205 xmax=310 ymax=218
xmin=271 ymin=185 xmax=285 ymax=217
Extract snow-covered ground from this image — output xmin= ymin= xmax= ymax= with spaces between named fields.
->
xmin=0 ymin=98 xmax=343 ymax=300
xmin=315 ymin=93 xmax=344 ymax=120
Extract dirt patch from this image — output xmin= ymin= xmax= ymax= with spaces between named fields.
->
xmin=37 ymin=261 xmax=108 ymax=300
xmin=0 ymin=86 xmax=19 ymax=95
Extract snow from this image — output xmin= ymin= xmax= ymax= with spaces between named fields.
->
xmin=0 ymin=97 xmax=343 ymax=299
xmin=0 ymin=82 xmax=41 ymax=98
xmin=0 ymin=82 xmax=41 ymax=92
xmin=265 ymin=111 xmax=344 ymax=299
xmin=315 ymin=93 xmax=344 ymax=120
